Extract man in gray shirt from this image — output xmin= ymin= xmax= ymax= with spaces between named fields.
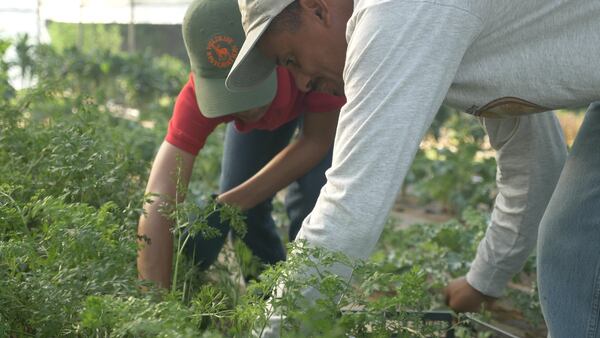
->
xmin=226 ymin=0 xmax=600 ymax=336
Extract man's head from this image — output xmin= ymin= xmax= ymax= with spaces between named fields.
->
xmin=226 ymin=0 xmax=352 ymax=96
xmin=182 ymin=0 xmax=277 ymax=118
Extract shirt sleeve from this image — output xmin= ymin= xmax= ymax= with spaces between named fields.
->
xmin=165 ymin=75 xmax=225 ymax=156
xmin=295 ymin=2 xmax=483 ymax=261
xmin=466 ymin=112 xmax=567 ymax=297
xmin=303 ymin=92 xmax=346 ymax=113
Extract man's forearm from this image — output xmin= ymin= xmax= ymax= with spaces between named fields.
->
xmin=218 ymin=136 xmax=332 ymax=210
xmin=218 ymin=110 xmax=338 ymax=210
xmin=137 ymin=197 xmax=175 ymax=289
xmin=137 ymin=141 xmax=196 ymax=289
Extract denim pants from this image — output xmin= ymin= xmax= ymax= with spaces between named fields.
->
xmin=185 ymin=119 xmax=332 ymax=270
xmin=538 ymin=102 xmax=600 ymax=337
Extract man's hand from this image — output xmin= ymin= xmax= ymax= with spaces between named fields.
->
xmin=444 ymin=277 xmax=497 ymax=313
xmin=216 ymin=110 xmax=338 ymax=211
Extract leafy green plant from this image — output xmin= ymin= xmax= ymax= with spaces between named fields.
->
xmin=79 ymin=293 xmax=213 ymax=337
xmin=0 ymin=97 xmax=156 ymax=208
xmin=0 ymin=192 xmax=142 ymax=336
xmin=373 ymin=208 xmax=489 ymax=296
xmin=24 ymin=41 xmax=187 ymax=122
xmin=373 ymin=208 xmax=544 ymax=335
xmin=0 ymin=38 xmax=15 ymax=101
xmin=166 ymin=194 xmax=247 ymax=298
xmin=227 ymin=241 xmax=442 ymax=337
xmin=0 ymin=74 xmax=160 ymax=336
xmin=47 ymin=22 xmax=123 ymax=54
xmin=0 ymin=36 xmax=544 ymax=337
xmin=407 ymin=114 xmax=497 ymax=215
xmin=13 ymin=34 xmax=35 ymax=88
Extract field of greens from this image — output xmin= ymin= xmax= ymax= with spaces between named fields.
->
xmin=0 ymin=36 xmax=546 ymax=337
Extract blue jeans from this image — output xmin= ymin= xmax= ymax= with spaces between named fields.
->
xmin=538 ymin=102 xmax=600 ymax=337
xmin=184 ymin=119 xmax=332 ymax=270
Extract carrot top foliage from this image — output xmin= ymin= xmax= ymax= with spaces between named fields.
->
xmin=0 ymin=37 xmax=541 ymax=337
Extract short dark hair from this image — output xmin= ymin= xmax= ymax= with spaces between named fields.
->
xmin=269 ymin=1 xmax=302 ymax=33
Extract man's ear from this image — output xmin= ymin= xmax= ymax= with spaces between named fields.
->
xmin=298 ymin=0 xmax=331 ymax=26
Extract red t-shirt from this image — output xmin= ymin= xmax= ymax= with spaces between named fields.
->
xmin=165 ymin=67 xmax=346 ymax=155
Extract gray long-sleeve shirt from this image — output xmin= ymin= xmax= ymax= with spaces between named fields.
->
xmin=259 ymin=1 xmax=597 ymax=335
xmin=469 ymin=113 xmax=566 ymax=297
xmin=296 ymin=0 xmax=597 ymax=294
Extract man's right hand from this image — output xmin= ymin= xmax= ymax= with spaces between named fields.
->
xmin=444 ymin=277 xmax=497 ymax=313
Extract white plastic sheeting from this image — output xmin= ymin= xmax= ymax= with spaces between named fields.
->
xmin=44 ymin=0 xmax=192 ymax=24
xmin=1 ymin=0 xmax=193 ymax=41
xmin=0 ymin=0 xmax=193 ymax=88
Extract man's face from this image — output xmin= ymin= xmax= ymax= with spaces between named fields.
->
xmin=258 ymin=0 xmax=348 ymax=96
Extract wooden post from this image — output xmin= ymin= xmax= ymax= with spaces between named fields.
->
xmin=36 ymin=0 xmax=42 ymax=44
xmin=77 ymin=0 xmax=84 ymax=50
xmin=128 ymin=0 xmax=136 ymax=53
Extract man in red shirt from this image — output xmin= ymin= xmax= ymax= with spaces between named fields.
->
xmin=136 ymin=0 xmax=345 ymax=288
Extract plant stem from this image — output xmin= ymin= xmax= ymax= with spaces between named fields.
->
xmin=0 ymin=190 xmax=30 ymax=235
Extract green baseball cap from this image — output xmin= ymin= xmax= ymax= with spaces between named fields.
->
xmin=225 ymin=0 xmax=293 ymax=92
xmin=182 ymin=0 xmax=276 ymax=118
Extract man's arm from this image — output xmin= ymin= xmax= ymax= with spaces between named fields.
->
xmin=138 ymin=110 xmax=336 ymax=287
xmin=295 ymin=2 xmax=482 ymax=258
xmin=445 ymin=112 xmax=567 ymax=312
xmin=137 ymin=141 xmax=196 ymax=288
xmin=257 ymin=4 xmax=484 ymax=335
xmin=217 ymin=110 xmax=338 ymax=210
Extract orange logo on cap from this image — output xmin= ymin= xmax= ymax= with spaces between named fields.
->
xmin=206 ymin=35 xmax=239 ymax=69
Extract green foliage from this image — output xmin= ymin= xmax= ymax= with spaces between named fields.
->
xmin=47 ymin=21 xmax=123 ymax=54
xmin=1 ymin=71 xmax=439 ymax=336
xmin=79 ymin=294 xmax=212 ymax=337
xmin=227 ymin=241 xmax=441 ymax=337
xmin=13 ymin=34 xmax=35 ymax=87
xmin=374 ymin=209 xmax=543 ymax=334
xmin=0 ymin=38 xmax=15 ymax=100
xmin=3 ymin=35 xmax=187 ymax=125
xmin=29 ymin=44 xmax=187 ymax=122
xmin=373 ymin=208 xmax=489 ymax=295
xmin=46 ymin=22 xmax=189 ymax=63
xmin=0 ymin=36 xmax=542 ymax=337
xmin=0 ymin=95 xmax=156 ymax=208
xmin=0 ymin=40 xmax=229 ymax=337
xmin=506 ymin=283 xmax=544 ymax=327
xmin=165 ymin=191 xmax=248 ymax=298
xmin=0 ymin=80 xmax=157 ymax=336
xmin=0 ymin=193 xmax=142 ymax=336
xmin=407 ymin=114 xmax=497 ymax=214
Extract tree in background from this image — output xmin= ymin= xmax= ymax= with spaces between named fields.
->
xmin=13 ymin=34 xmax=35 ymax=88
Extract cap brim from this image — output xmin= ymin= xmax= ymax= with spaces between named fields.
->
xmin=226 ymin=18 xmax=276 ymax=92
xmin=194 ymin=69 xmax=276 ymax=118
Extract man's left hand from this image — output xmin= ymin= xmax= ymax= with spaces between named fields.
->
xmin=444 ymin=277 xmax=497 ymax=313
